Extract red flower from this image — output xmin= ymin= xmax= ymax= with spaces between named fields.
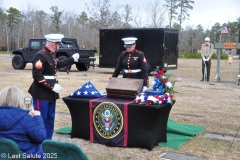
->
xmin=158 ymin=70 xmax=164 ymax=75
xmin=164 ymin=94 xmax=169 ymax=99
xmin=170 ymin=94 xmax=173 ymax=99
xmin=162 ymin=78 xmax=168 ymax=83
xmin=158 ymin=97 xmax=164 ymax=103
xmin=137 ymin=99 xmax=142 ymax=104
xmin=146 ymin=100 xmax=152 ymax=105
xmin=155 ymin=74 xmax=160 ymax=78
xmin=154 ymin=95 xmax=158 ymax=98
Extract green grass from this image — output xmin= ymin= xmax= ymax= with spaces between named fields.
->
xmin=0 ymin=51 xmax=8 ymax=54
xmin=179 ymin=52 xmax=228 ymax=60
xmin=94 ymin=52 xmax=99 ymax=56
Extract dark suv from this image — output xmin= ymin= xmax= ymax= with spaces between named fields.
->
xmin=11 ymin=38 xmax=97 ymax=72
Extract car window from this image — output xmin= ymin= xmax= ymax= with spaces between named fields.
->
xmin=30 ymin=41 xmax=41 ymax=49
xmin=61 ymin=41 xmax=77 ymax=48
xmin=42 ymin=41 xmax=46 ymax=47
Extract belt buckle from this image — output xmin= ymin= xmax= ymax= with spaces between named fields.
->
xmin=128 ymin=69 xmax=131 ymax=73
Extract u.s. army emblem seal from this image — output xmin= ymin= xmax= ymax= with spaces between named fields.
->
xmin=93 ymin=102 xmax=123 ymax=139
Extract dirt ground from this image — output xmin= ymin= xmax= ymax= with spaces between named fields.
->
xmin=1 ymin=54 xmax=240 ymax=160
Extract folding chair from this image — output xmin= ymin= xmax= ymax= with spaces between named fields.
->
xmin=42 ymin=140 xmax=89 ymax=160
xmin=0 ymin=138 xmax=25 ymax=160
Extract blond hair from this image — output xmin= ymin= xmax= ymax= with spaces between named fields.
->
xmin=0 ymin=86 xmax=26 ymax=109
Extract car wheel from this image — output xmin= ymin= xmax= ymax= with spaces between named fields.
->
xmin=12 ymin=54 xmax=26 ymax=69
xmin=76 ymin=62 xmax=90 ymax=71
xmin=57 ymin=56 xmax=71 ymax=72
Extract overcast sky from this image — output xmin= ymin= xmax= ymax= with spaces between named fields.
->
xmin=1 ymin=0 xmax=240 ymax=30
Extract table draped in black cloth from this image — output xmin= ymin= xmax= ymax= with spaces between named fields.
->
xmin=62 ymin=96 xmax=174 ymax=150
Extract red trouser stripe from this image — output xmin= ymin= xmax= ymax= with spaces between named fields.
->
xmin=36 ymin=99 xmax=40 ymax=111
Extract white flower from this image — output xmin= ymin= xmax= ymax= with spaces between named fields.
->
xmin=135 ymin=93 xmax=145 ymax=103
xmin=164 ymin=93 xmax=172 ymax=102
xmin=147 ymin=96 xmax=159 ymax=104
xmin=165 ymin=82 xmax=173 ymax=89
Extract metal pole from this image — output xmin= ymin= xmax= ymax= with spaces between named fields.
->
xmin=239 ymin=55 xmax=240 ymax=75
xmin=214 ymin=31 xmax=222 ymax=82
xmin=214 ymin=48 xmax=221 ymax=82
xmin=236 ymin=43 xmax=240 ymax=76
xmin=237 ymin=33 xmax=240 ymax=75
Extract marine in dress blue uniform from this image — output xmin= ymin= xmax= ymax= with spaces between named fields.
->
xmin=112 ymin=37 xmax=149 ymax=90
xmin=28 ymin=34 xmax=79 ymax=139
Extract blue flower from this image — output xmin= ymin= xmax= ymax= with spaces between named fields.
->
xmin=144 ymin=96 xmax=148 ymax=101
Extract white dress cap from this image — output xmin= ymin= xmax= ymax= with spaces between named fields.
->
xmin=45 ymin=34 xmax=64 ymax=43
xmin=205 ymin=37 xmax=210 ymax=41
xmin=122 ymin=37 xmax=138 ymax=48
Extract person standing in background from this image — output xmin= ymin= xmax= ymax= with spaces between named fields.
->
xmin=28 ymin=34 xmax=79 ymax=139
xmin=200 ymin=37 xmax=214 ymax=82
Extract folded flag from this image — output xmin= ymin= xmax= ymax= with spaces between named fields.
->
xmin=69 ymin=81 xmax=102 ymax=98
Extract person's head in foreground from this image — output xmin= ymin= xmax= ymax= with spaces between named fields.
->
xmin=0 ymin=86 xmax=26 ymax=109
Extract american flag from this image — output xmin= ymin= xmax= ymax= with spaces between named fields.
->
xmin=177 ymin=76 xmax=183 ymax=82
xmin=221 ymin=26 xmax=228 ymax=34
xmin=69 ymin=81 xmax=102 ymax=98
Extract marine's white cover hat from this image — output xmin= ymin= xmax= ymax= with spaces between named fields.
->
xmin=122 ymin=37 xmax=138 ymax=48
xmin=205 ymin=37 xmax=210 ymax=41
xmin=45 ymin=34 xmax=64 ymax=43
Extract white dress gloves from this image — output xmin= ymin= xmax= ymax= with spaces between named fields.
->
xmin=72 ymin=53 xmax=79 ymax=62
xmin=142 ymin=86 xmax=148 ymax=92
xmin=52 ymin=84 xmax=62 ymax=93
xmin=203 ymin=57 xmax=209 ymax=62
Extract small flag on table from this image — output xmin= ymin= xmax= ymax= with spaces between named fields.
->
xmin=221 ymin=26 xmax=228 ymax=34
xmin=69 ymin=81 xmax=102 ymax=98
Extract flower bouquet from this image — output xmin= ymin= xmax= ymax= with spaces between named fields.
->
xmin=135 ymin=67 xmax=176 ymax=105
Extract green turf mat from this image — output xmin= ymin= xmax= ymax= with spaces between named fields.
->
xmin=56 ymin=119 xmax=205 ymax=149
xmin=158 ymin=119 xmax=205 ymax=149
xmin=56 ymin=126 xmax=72 ymax=134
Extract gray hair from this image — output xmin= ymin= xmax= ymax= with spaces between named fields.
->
xmin=0 ymin=86 xmax=26 ymax=109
